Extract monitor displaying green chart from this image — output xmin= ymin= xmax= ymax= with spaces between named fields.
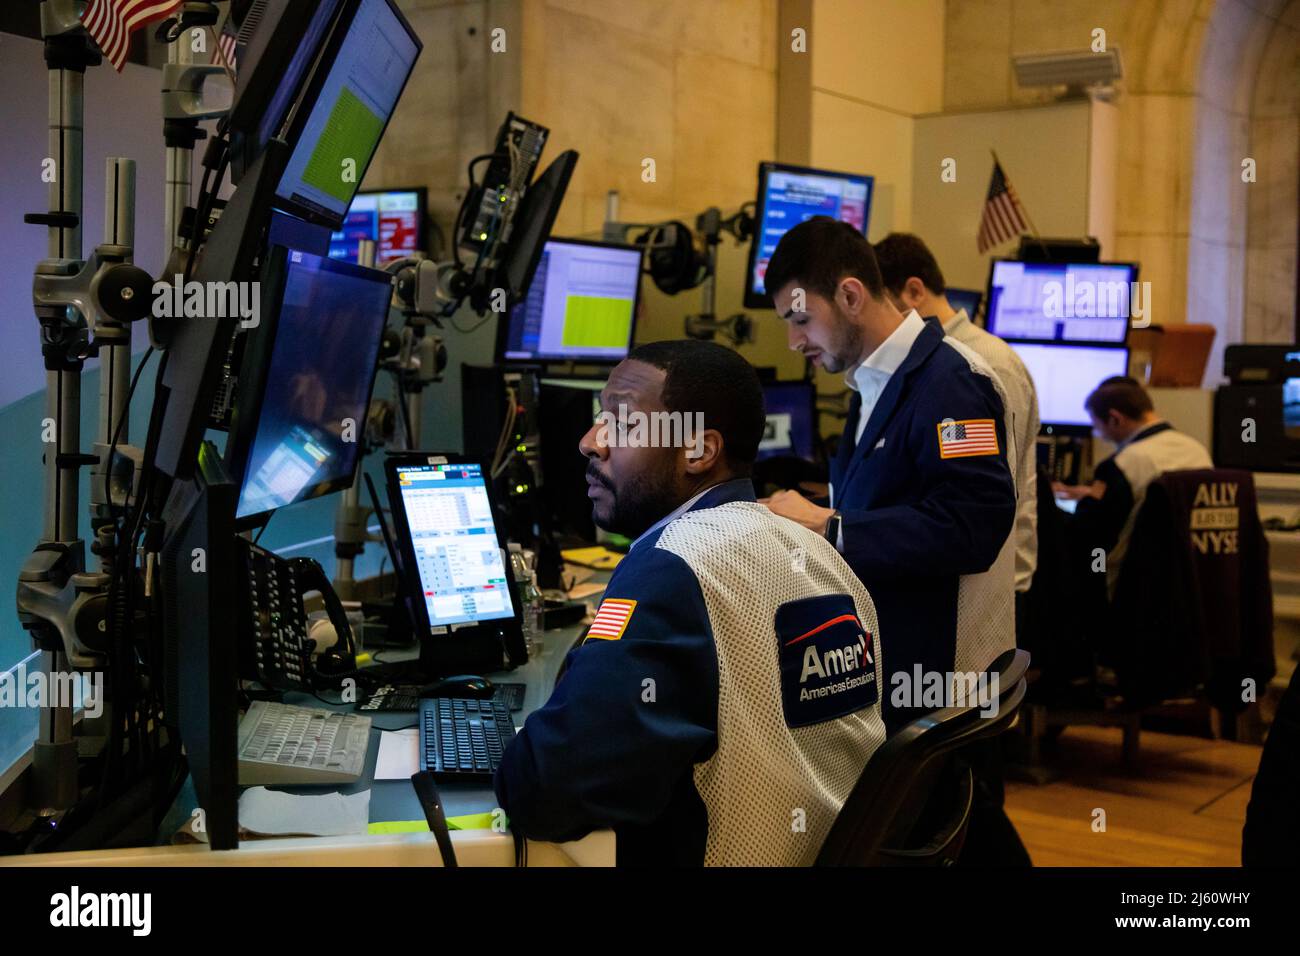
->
xmin=499 ymin=238 xmax=642 ymax=365
xmin=275 ymin=0 xmax=420 ymax=228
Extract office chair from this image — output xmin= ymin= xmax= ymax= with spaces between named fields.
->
xmin=817 ymin=649 xmax=1029 ymax=867
xmin=1018 ymin=468 xmax=1275 ymax=777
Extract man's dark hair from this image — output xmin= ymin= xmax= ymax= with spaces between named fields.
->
xmin=627 ymin=339 xmax=767 ymax=474
xmin=873 ymin=232 xmax=946 ymax=296
xmin=1085 ymin=376 xmax=1154 ymax=421
xmin=763 ymin=216 xmax=885 ymax=304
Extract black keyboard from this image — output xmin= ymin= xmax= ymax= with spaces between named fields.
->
xmin=419 ymin=697 xmax=517 ymax=782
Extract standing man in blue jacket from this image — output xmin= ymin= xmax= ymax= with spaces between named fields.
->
xmin=760 ymin=217 xmax=1018 ymax=735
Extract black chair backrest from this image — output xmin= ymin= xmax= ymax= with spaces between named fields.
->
xmin=1111 ymin=467 xmax=1274 ymax=710
xmin=816 ymin=648 xmax=1029 ymax=866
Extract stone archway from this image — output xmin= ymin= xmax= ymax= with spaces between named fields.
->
xmin=1187 ymin=0 xmax=1299 ymax=384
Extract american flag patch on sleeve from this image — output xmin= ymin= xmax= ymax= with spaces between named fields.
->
xmin=936 ymin=418 xmax=999 ymax=458
xmin=586 ymin=598 xmax=637 ymax=640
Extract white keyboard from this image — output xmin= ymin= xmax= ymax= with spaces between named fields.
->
xmin=237 ymin=700 xmax=372 ymax=786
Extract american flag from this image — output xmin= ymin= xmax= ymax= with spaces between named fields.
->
xmin=80 ymin=0 xmax=184 ymax=72
xmin=586 ymin=599 xmax=637 ymax=641
xmin=937 ymin=419 xmax=999 ymax=459
xmin=976 ymin=160 xmax=1029 ymax=254
xmin=217 ymin=23 xmax=238 ymax=76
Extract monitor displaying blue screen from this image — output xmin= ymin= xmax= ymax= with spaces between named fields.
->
xmin=986 ymin=260 xmax=1138 ymax=344
xmin=392 ymin=463 xmax=517 ymax=628
xmin=759 ymin=382 xmax=816 ymax=461
xmin=746 ymin=163 xmax=873 ymax=306
xmin=234 ymin=249 xmax=392 ymax=518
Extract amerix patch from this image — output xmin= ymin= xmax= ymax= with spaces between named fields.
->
xmin=586 ymin=598 xmax=637 ymax=640
xmin=775 ymin=594 xmax=877 ymax=728
xmin=936 ymin=418 xmax=998 ymax=458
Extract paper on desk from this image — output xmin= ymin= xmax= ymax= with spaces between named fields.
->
xmin=567 ymin=581 xmax=606 ymax=601
xmin=374 ymin=727 xmax=420 ymax=780
xmin=237 ymin=787 xmax=370 ymax=837
xmin=561 ymin=546 xmax=623 ymax=570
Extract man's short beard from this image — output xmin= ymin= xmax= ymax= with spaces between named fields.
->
xmin=825 ymin=302 xmax=865 ymax=372
xmin=592 ymin=461 xmax=682 ymax=540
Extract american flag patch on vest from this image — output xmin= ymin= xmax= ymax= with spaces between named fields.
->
xmin=586 ymin=599 xmax=637 ymax=640
xmin=936 ymin=419 xmax=999 ymax=458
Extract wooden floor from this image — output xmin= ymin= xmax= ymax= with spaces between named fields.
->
xmin=1005 ymin=726 xmax=1263 ymax=866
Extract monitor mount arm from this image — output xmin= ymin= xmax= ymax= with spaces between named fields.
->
xmin=604 ymin=192 xmax=757 ymax=347
xmin=333 ymin=245 xmax=448 ymax=600
xmin=682 ymin=205 xmax=756 ymax=347
xmin=17 ymin=0 xmax=153 ymax=817
xmin=159 ymin=3 xmax=229 ymax=258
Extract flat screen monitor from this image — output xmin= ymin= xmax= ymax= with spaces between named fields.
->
xmin=1009 ymin=343 xmax=1130 ymax=428
xmin=227 ymin=248 xmax=393 ymax=520
xmin=388 ymin=460 xmax=518 ymax=629
xmin=759 ymin=382 xmax=816 ymax=461
xmin=227 ymin=0 xmax=347 ymax=183
xmin=985 ymin=259 xmax=1139 ymax=345
xmin=745 ymin=161 xmax=873 ymax=309
xmin=1284 ymin=379 xmax=1300 ymax=440
xmin=274 ymin=0 xmax=421 ymax=229
xmin=498 ymin=238 xmax=641 ymax=364
xmin=329 ymin=187 xmax=426 ymax=264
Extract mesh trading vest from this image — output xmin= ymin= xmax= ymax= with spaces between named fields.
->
xmin=941 ymin=336 xmax=1019 ymax=679
xmin=654 ymin=501 xmax=886 ymax=866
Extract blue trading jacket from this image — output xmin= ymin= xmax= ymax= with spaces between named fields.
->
xmin=831 ymin=319 xmax=1017 ymax=733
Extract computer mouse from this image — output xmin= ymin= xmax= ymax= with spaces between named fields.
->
xmin=418 ymin=675 xmax=495 ymax=700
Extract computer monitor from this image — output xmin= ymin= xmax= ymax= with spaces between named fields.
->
xmin=226 ymin=247 xmax=394 ymax=520
xmin=758 ymin=382 xmax=817 ymax=461
xmin=744 ymin=161 xmax=873 ymax=309
xmin=491 ymin=149 xmax=579 ymax=310
xmin=497 ymin=238 xmax=642 ymax=364
xmin=946 ymin=287 xmax=983 ymax=322
xmin=329 ymin=187 xmax=427 ymax=264
xmin=1009 ymin=343 xmax=1130 ymax=429
xmin=274 ymin=0 xmax=422 ymax=229
xmin=985 ymin=259 xmax=1139 ymax=345
xmin=384 ymin=454 xmax=527 ymax=675
xmin=226 ymin=0 xmax=348 ymax=183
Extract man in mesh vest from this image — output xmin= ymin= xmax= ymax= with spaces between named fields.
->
xmin=495 ymin=340 xmax=886 ymax=865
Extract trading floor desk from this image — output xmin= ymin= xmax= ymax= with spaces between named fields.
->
xmin=1 ymin=612 xmax=614 ymax=868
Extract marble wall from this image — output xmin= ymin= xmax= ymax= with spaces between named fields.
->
xmin=943 ymin=0 xmax=1300 ymax=383
xmin=516 ymin=0 xmax=785 ymax=371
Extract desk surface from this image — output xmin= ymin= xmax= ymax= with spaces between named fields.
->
xmin=278 ymin=615 xmax=591 ymax=825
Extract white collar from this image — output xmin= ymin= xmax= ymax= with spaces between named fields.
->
xmin=845 ymin=309 xmax=925 ymax=392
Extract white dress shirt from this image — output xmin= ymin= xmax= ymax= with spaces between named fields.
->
xmin=845 ymin=309 xmax=926 ymax=445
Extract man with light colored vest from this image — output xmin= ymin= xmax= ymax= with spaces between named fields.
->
xmin=873 ymin=233 xmax=1040 ymax=608
xmin=1056 ymin=375 xmax=1213 ymax=595
xmin=495 ymin=340 xmax=886 ymax=866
